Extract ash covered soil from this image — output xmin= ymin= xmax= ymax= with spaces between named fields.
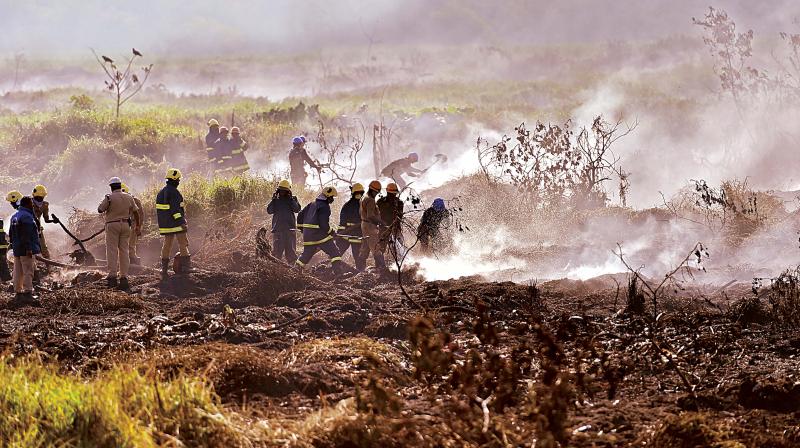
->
xmin=1 ymin=254 xmax=798 ymax=447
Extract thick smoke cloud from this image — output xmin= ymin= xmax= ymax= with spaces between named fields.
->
xmin=1 ymin=0 xmax=798 ymax=57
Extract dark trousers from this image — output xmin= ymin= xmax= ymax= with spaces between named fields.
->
xmin=336 ymin=238 xmax=366 ymax=271
xmin=296 ymin=239 xmax=341 ymax=266
xmin=272 ymin=230 xmax=297 ymax=263
xmin=0 ymin=249 xmax=10 ymax=282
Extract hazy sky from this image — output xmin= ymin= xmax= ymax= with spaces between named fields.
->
xmin=1 ymin=0 xmax=797 ymax=57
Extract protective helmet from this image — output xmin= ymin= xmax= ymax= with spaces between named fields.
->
xmin=386 ymin=183 xmax=399 ymax=194
xmin=299 ymin=135 xmax=307 ymax=143
xmin=231 ymin=126 xmax=240 ymax=134
xmin=292 ymin=136 xmax=303 ymax=145
xmin=6 ymin=190 xmax=22 ymax=203
xmin=351 ymin=182 xmax=365 ymax=194
xmin=166 ymin=168 xmax=182 ymax=180
xmin=120 ymin=183 xmax=130 ymax=193
xmin=433 ymin=198 xmax=445 ymax=212
xmin=33 ymin=184 xmax=48 ymax=197
xmin=322 ymin=186 xmax=338 ymax=198
xmin=408 ymin=152 xmax=419 ymax=162
xmin=278 ymin=179 xmax=291 ymax=191
xmin=108 ymin=177 xmax=122 ymax=186
xmin=368 ymin=180 xmax=382 ymax=191
xmin=220 ymin=126 xmax=229 ymax=133
xmin=208 ymin=118 xmax=219 ymax=127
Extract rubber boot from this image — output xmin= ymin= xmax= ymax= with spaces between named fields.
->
xmin=117 ymin=277 xmax=130 ymax=291
xmin=161 ymin=258 xmax=170 ymax=280
xmin=374 ymin=253 xmax=387 ymax=271
xmin=106 ymin=275 xmax=118 ymax=288
xmin=182 ymin=255 xmax=193 ymax=273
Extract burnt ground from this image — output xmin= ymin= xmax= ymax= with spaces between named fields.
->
xmin=0 ymin=254 xmax=799 ymax=447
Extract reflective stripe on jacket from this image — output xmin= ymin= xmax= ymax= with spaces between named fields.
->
xmin=339 ymin=197 xmax=362 ymax=238
xmin=298 ymin=199 xmax=333 ymax=246
xmin=156 ymin=183 xmax=186 ymax=234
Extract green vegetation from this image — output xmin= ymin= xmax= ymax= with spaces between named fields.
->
xmin=0 ymin=355 xmax=243 ymax=447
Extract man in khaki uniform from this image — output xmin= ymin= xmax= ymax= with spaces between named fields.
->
xmin=360 ymin=180 xmax=387 ymax=271
xmin=121 ymin=183 xmax=144 ymax=265
xmin=98 ymin=177 xmax=139 ymax=291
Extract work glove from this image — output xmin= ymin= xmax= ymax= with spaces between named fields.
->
xmin=51 ymin=216 xmax=60 ymax=224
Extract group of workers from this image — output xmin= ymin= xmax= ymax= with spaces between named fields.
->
xmin=204 ymin=120 xmax=427 ymax=193
xmin=204 ymin=119 xmax=250 ymax=177
xmin=1 ymin=186 xmax=60 ymax=304
xmin=0 ymin=124 xmax=448 ymax=305
xmin=267 ymin=178 xmax=449 ymax=274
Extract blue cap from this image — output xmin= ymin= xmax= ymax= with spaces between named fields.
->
xmin=432 ymin=198 xmax=445 ymax=211
xmin=292 ymin=136 xmax=303 ymax=145
xmin=299 ymin=135 xmax=307 ymax=143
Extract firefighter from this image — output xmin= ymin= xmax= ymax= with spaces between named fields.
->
xmin=98 ymin=177 xmax=140 ymax=290
xmin=2 ymin=191 xmax=23 ymax=283
xmin=6 ymin=191 xmax=22 ymax=209
xmin=214 ymin=126 xmax=231 ymax=177
xmin=0 ymin=210 xmax=10 ymax=282
xmin=296 ymin=186 xmax=346 ymax=274
xmin=337 ymin=182 xmax=367 ymax=271
xmin=360 ymin=180 xmax=387 ymax=271
xmin=205 ymin=119 xmax=221 ymax=164
xmin=121 ymin=183 xmax=144 ymax=265
xmin=31 ymin=185 xmax=57 ymax=259
xmin=380 ymin=152 xmax=422 ymax=191
xmin=377 ymin=182 xmax=404 ymax=259
xmin=9 ymin=196 xmax=40 ymax=306
xmin=289 ymin=136 xmax=320 ymax=189
xmin=266 ymin=179 xmax=301 ymax=264
xmin=227 ymin=126 xmax=250 ymax=175
xmin=417 ymin=198 xmax=451 ymax=253
xmin=156 ymin=168 xmax=190 ymax=278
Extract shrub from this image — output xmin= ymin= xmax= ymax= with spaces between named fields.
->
xmin=0 ymin=355 xmax=244 ymax=447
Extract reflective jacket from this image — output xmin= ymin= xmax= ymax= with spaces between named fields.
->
xmin=10 ymin=207 xmax=41 ymax=256
xmin=228 ymin=135 xmax=250 ymax=172
xmin=205 ymin=130 xmax=220 ymax=161
xmin=214 ymin=137 xmax=232 ymax=173
xmin=156 ymin=183 xmax=186 ymax=234
xmin=267 ymin=194 xmax=301 ymax=233
xmin=297 ymin=198 xmax=333 ymax=245
xmin=0 ymin=218 xmax=8 ymax=250
xmin=339 ymin=197 xmax=363 ymax=238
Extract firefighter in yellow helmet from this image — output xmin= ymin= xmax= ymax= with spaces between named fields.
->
xmin=296 ymin=186 xmax=346 ymax=274
xmin=0 ymin=192 xmax=16 ymax=282
xmin=266 ymin=179 xmax=301 ymax=264
xmin=6 ymin=191 xmax=21 ymax=208
xmin=227 ymin=126 xmax=250 ymax=175
xmin=213 ymin=127 xmax=232 ymax=177
xmin=31 ymin=184 xmax=55 ymax=259
xmin=337 ymin=182 xmax=367 ymax=271
xmin=156 ymin=168 xmax=190 ymax=278
xmin=359 ymin=180 xmax=387 ymax=271
xmin=205 ymin=119 xmax=221 ymax=165
xmin=98 ymin=177 xmax=140 ymax=290
xmin=121 ymin=183 xmax=144 ymax=265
